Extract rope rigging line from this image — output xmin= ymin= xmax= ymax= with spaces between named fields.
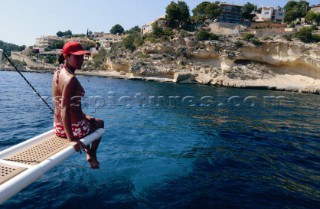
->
xmin=0 ymin=49 xmax=54 ymax=113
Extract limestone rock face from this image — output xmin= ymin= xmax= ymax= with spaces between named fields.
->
xmin=173 ymin=72 xmax=197 ymax=83
xmin=131 ymin=62 xmax=173 ymax=77
xmin=195 ymin=73 xmax=212 ymax=85
xmin=172 ymin=36 xmax=186 ymax=46
xmin=238 ymin=42 xmax=320 ymax=79
xmin=142 ymin=43 xmax=175 ymax=54
xmin=105 ymin=32 xmax=320 ymax=93
xmin=105 ymin=58 xmax=130 ymax=72
xmin=184 ymin=37 xmax=197 ymax=48
xmin=189 ymin=48 xmax=219 ymax=59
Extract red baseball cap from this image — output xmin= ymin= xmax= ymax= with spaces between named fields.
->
xmin=62 ymin=41 xmax=91 ymax=55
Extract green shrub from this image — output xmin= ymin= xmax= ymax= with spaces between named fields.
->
xmin=196 ymin=29 xmax=209 ymax=40
xmin=179 ymin=30 xmax=189 ymax=37
xmin=144 ymin=35 xmax=157 ymax=43
xmin=295 ymin=27 xmax=314 ymax=43
xmin=138 ymin=54 xmax=151 ymax=59
xmin=122 ymin=35 xmax=136 ymax=51
xmin=164 ymin=28 xmax=174 ymax=36
xmin=263 ymin=36 xmax=272 ymax=40
xmin=289 ymin=22 xmax=296 ymax=28
xmin=242 ymin=33 xmax=255 ymax=41
xmin=210 ymin=33 xmax=219 ymax=40
xmin=45 ymin=56 xmax=55 ymax=64
xmin=93 ymin=48 xmax=107 ymax=67
xmin=250 ymin=38 xmax=261 ymax=45
xmin=283 ymin=33 xmax=294 ymax=41
xmin=214 ymin=45 xmax=222 ymax=52
xmin=133 ymin=36 xmax=144 ymax=47
xmin=196 ymin=29 xmax=219 ymax=41
xmin=11 ymin=59 xmax=27 ymax=68
xmin=159 ymin=36 xmax=168 ymax=42
xmin=313 ymin=34 xmax=320 ymax=42
xmin=235 ymin=41 xmax=244 ymax=48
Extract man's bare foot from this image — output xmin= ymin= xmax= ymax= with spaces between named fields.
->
xmin=86 ymin=153 xmax=100 ymax=169
xmin=93 ymin=153 xmax=100 ymax=165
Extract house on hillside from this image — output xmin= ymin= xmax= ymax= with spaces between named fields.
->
xmin=141 ymin=21 xmax=153 ymax=34
xmin=92 ymin=33 xmax=126 ymax=49
xmin=32 ymin=36 xmax=96 ymax=63
xmin=35 ymin=36 xmax=61 ymax=49
xmin=217 ymin=3 xmax=242 ymax=24
xmin=310 ymin=4 xmax=320 ymax=13
xmin=253 ymin=6 xmax=285 ymax=23
xmin=141 ymin=15 xmax=168 ymax=34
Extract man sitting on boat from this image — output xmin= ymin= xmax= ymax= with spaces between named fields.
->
xmin=52 ymin=41 xmax=104 ymax=169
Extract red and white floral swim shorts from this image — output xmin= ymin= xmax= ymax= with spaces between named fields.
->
xmin=54 ymin=119 xmax=92 ymax=139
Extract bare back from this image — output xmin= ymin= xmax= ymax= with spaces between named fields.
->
xmin=52 ymin=68 xmax=85 ymax=124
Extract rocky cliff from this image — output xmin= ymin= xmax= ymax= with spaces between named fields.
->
xmin=101 ymin=33 xmax=320 ymax=94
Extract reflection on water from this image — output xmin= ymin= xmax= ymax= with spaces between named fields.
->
xmin=0 ymin=71 xmax=320 ymax=209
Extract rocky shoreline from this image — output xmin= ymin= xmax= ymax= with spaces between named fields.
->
xmin=3 ymin=34 xmax=320 ymax=94
xmin=3 ymin=24 xmax=320 ymax=94
xmin=2 ymin=65 xmax=320 ymax=94
xmin=90 ymin=34 xmax=320 ymax=94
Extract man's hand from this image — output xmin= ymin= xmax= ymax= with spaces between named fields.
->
xmin=70 ymin=140 xmax=87 ymax=154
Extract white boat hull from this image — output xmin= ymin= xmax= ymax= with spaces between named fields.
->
xmin=0 ymin=128 xmax=104 ymax=203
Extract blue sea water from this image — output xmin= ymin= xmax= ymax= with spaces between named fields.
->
xmin=0 ymin=70 xmax=319 ymax=209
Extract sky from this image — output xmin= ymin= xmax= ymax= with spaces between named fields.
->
xmin=0 ymin=0 xmax=318 ymax=46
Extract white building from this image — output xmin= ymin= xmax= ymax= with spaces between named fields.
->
xmin=254 ymin=6 xmax=285 ymax=23
xmin=310 ymin=4 xmax=320 ymax=13
xmin=92 ymin=33 xmax=126 ymax=49
xmin=141 ymin=21 xmax=154 ymax=34
xmin=35 ymin=36 xmax=61 ymax=48
xmin=141 ymin=15 xmax=166 ymax=34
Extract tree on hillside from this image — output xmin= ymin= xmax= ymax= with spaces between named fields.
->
xmin=133 ymin=35 xmax=144 ymax=48
xmin=56 ymin=30 xmax=73 ymax=38
xmin=122 ymin=35 xmax=135 ymax=51
xmin=126 ymin=25 xmax=141 ymax=34
xmin=305 ymin=10 xmax=316 ymax=22
xmin=284 ymin=0 xmax=297 ymax=12
xmin=65 ymin=30 xmax=72 ymax=38
xmin=46 ymin=41 xmax=59 ymax=50
xmin=284 ymin=9 xmax=298 ymax=23
xmin=54 ymin=40 xmax=65 ymax=49
xmin=96 ymin=42 xmax=101 ymax=50
xmin=20 ymin=45 xmax=26 ymax=51
xmin=205 ymin=2 xmax=222 ymax=20
xmin=305 ymin=10 xmax=320 ymax=25
xmin=165 ymin=1 xmax=190 ymax=28
xmin=93 ymin=47 xmax=107 ymax=68
xmin=0 ymin=40 xmax=25 ymax=55
xmin=192 ymin=1 xmax=210 ymax=22
xmin=57 ymin=31 xmax=63 ymax=37
xmin=296 ymin=0 xmax=309 ymax=18
xmin=110 ymin=24 xmax=124 ymax=35
xmin=122 ymin=30 xmax=144 ymax=51
xmin=192 ymin=1 xmax=221 ymax=23
xmin=242 ymin=2 xmax=257 ymax=21
xmin=81 ymin=40 xmax=96 ymax=50
xmin=152 ymin=22 xmax=165 ymax=37
xmin=86 ymin=29 xmax=93 ymax=37
xmin=284 ymin=0 xmax=310 ymax=23
xmin=177 ymin=1 xmax=190 ymax=21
